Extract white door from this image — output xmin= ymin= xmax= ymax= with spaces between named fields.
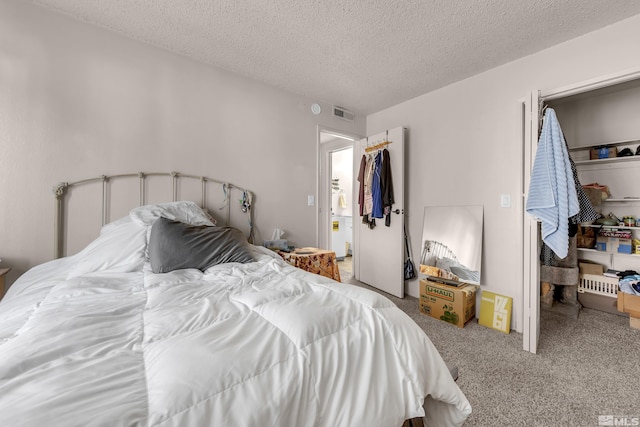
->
xmin=354 ymin=127 xmax=405 ymax=298
xmin=523 ymin=91 xmax=541 ymax=354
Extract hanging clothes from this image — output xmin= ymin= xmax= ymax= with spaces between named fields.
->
xmin=371 ymin=150 xmax=383 ymax=219
xmin=361 ymin=153 xmax=376 ymax=227
xmin=526 ymin=108 xmax=579 ymax=259
xmin=567 ymin=153 xmax=600 ymax=225
xmin=380 ymin=148 xmax=394 ymax=226
xmin=358 ymin=146 xmax=395 ymax=229
xmin=540 ymin=135 xmax=600 ymax=265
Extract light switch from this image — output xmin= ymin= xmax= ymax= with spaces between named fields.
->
xmin=307 ymin=195 xmax=315 ymax=206
xmin=500 ymin=194 xmax=511 ymax=208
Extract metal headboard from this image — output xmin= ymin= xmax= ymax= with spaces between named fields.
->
xmin=52 ymin=171 xmax=254 ymax=259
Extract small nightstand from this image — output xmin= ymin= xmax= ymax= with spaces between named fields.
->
xmin=0 ymin=267 xmax=10 ymax=300
xmin=276 ymin=247 xmax=341 ymax=282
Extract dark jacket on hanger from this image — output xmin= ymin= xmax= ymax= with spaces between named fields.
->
xmin=381 ymin=148 xmax=394 ymax=226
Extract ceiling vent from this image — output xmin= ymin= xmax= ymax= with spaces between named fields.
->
xmin=332 ymin=106 xmax=354 ymax=121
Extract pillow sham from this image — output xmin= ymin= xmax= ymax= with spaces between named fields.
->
xmin=149 ymin=217 xmax=254 ymax=274
xmin=67 ymin=218 xmax=147 ymax=279
xmin=130 ymin=201 xmax=215 ymax=227
xmin=99 ymin=215 xmax=134 ymax=235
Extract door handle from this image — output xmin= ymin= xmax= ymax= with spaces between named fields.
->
xmin=393 ymin=209 xmax=403 ymax=215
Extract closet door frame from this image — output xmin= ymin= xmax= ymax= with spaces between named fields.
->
xmin=522 ymin=91 xmax=540 ymax=354
xmin=522 ymin=67 xmax=640 ymax=354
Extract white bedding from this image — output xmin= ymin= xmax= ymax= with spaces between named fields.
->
xmin=0 ymin=205 xmax=471 ymax=427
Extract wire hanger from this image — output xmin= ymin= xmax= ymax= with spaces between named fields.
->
xmin=538 ymin=99 xmax=550 ymax=133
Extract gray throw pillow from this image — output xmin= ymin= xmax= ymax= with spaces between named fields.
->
xmin=149 ymin=217 xmax=254 ymax=274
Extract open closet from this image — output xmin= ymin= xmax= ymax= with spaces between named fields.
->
xmin=523 ymin=70 xmax=640 ymax=354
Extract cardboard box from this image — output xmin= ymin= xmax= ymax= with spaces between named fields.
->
xmin=478 ymin=291 xmax=513 ymax=333
xmin=617 ymin=290 xmax=640 ymax=317
xmin=578 ymin=261 xmax=604 ymax=275
xmin=589 ymin=146 xmax=617 ymax=159
xmin=595 ymin=236 xmax=632 ymax=254
xmin=578 ymin=292 xmax=624 ymax=316
xmin=617 ymin=289 xmax=640 ymax=329
xmin=419 ymin=279 xmax=477 ymax=328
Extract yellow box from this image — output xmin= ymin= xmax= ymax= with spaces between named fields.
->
xmin=419 ymin=279 xmax=477 ymax=328
xmin=478 ymin=291 xmax=513 ymax=333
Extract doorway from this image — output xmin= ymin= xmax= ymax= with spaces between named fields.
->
xmin=330 ymin=147 xmax=354 ymax=276
xmin=318 ymin=129 xmax=357 ymax=280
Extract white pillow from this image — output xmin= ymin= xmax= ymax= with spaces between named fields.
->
xmin=67 ymin=219 xmax=147 ymax=279
xmin=99 ymin=214 xmax=134 ymax=235
xmin=129 ymin=201 xmax=215 ymax=227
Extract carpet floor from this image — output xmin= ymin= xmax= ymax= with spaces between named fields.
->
xmin=345 ymin=277 xmax=640 ymax=427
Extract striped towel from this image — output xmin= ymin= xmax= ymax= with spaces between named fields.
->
xmin=526 ymin=108 xmax=579 ymax=259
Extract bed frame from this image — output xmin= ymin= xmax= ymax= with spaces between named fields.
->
xmin=51 ymin=172 xmax=460 ymax=426
xmin=52 ymin=171 xmax=254 ymax=259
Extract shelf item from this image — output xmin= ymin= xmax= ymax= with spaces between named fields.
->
xmin=590 ymin=146 xmax=618 ymax=160
xmin=578 ymin=273 xmax=618 ymax=298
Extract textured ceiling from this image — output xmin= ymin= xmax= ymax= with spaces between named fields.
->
xmin=31 ymin=0 xmax=640 ymax=115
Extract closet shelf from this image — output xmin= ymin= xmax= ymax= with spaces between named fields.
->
xmin=603 ymin=198 xmax=640 ymax=203
xmin=568 ymin=138 xmax=640 ymax=152
xmin=577 ymin=248 xmax=640 ymax=258
xmin=581 ymin=224 xmax=639 ymax=229
xmin=573 ymin=156 xmax=640 ymax=166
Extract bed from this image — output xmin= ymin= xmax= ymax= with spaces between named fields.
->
xmin=0 ymin=172 xmax=471 ymax=426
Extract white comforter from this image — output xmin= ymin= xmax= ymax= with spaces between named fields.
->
xmin=0 ymin=209 xmax=470 ymax=427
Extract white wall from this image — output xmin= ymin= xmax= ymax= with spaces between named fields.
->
xmin=367 ymin=14 xmax=640 ymax=332
xmin=0 ymin=0 xmax=364 ymax=286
